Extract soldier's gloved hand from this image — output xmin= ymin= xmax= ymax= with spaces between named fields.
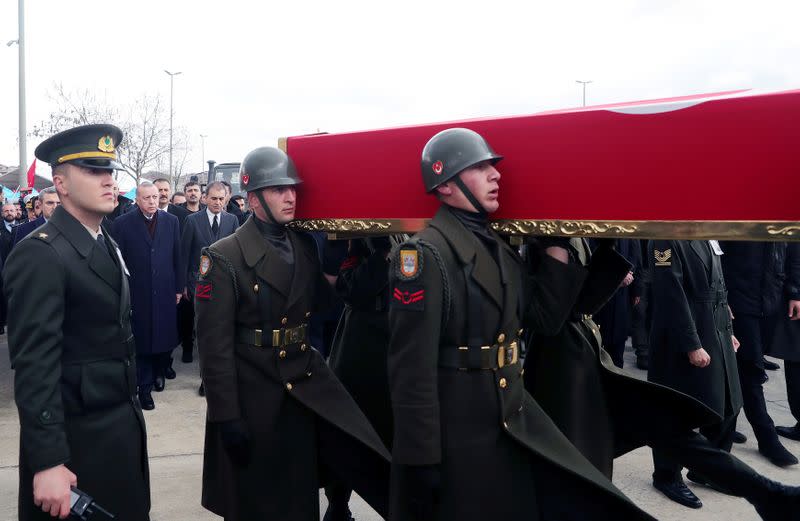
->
xmin=219 ymin=419 xmax=251 ymax=467
xmin=404 ymin=464 xmax=441 ymax=520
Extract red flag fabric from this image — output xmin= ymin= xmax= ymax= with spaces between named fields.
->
xmin=26 ymin=160 xmax=35 ymax=189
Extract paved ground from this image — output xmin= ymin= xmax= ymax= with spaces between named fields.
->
xmin=1 ymin=336 xmax=799 ymax=520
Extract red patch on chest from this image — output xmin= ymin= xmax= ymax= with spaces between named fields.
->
xmin=196 ymin=283 xmax=212 ymax=300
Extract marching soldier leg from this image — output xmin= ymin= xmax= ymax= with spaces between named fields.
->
xmin=652 ymin=429 xmax=800 ymax=519
xmin=316 ymin=417 xmax=390 ymax=518
xmin=781 ymin=361 xmax=800 ymax=433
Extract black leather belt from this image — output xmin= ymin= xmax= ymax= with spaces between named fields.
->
xmin=439 ymin=341 xmax=520 ymax=370
xmin=236 ymin=324 xmax=309 ymax=348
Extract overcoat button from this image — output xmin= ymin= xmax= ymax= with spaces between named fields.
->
xmin=279 ymin=350 xmax=287 ymax=359
xmin=281 ymin=317 xmax=288 ymax=325
xmin=499 ymin=378 xmax=508 ymax=389
xmin=305 ymin=312 xmax=312 ymax=318
xmin=286 ymin=383 xmax=293 ymax=391
xmin=503 ymin=421 xmax=509 ymax=429
xmin=40 ymin=410 xmax=51 ymax=421
xmin=300 ymin=344 xmax=307 ymax=351
xmin=254 ymin=284 xmax=259 ymax=292
xmin=497 ymin=333 xmax=506 ymax=344
xmin=517 ymin=328 xmax=524 ymax=337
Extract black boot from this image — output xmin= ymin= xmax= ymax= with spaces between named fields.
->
xmin=759 ymin=439 xmax=799 ymax=467
xmin=747 ymin=475 xmax=800 ymax=521
xmin=776 ymin=424 xmax=800 ymax=442
xmin=653 ymin=479 xmax=702 ymax=509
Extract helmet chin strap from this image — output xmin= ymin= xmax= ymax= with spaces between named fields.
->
xmin=452 ymin=176 xmax=487 ymax=216
xmin=254 ymin=190 xmax=282 ymax=225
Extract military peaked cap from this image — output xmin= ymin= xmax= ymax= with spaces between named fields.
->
xmin=35 ymin=123 xmax=125 ymax=171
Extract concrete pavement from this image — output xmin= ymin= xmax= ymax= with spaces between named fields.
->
xmin=1 ymin=336 xmax=799 ymax=520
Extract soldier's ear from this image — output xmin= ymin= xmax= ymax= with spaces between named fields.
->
xmin=435 ymin=182 xmax=454 ymax=198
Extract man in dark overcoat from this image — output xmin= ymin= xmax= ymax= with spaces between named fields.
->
xmin=767 ymin=243 xmax=800 ymax=440
xmin=721 ymin=240 xmax=799 ymax=466
xmin=113 ymin=181 xmax=183 ymax=409
xmin=195 ymin=146 xmax=390 ymax=521
xmin=649 ymin=239 xmax=742 ymax=507
xmin=388 ymin=128 xmax=654 ymax=521
xmin=525 ymin=237 xmax=800 ymax=519
xmin=5 ymin=124 xmax=149 ymax=521
xmin=325 ymin=236 xmax=395 ymax=520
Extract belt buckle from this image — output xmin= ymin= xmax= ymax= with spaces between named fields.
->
xmin=497 ymin=341 xmax=519 ymax=368
xmin=254 ymin=329 xmax=262 ymax=347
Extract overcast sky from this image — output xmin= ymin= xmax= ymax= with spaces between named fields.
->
xmin=1 ymin=0 xmax=798 ymax=187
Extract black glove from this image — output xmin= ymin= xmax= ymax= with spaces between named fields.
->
xmin=219 ymin=419 xmax=251 ymax=467
xmin=404 ymin=464 xmax=441 ymax=520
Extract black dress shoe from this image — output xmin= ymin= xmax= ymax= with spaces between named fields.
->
xmin=748 ymin=475 xmax=800 ymax=521
xmin=154 ymin=376 xmax=166 ymax=392
xmin=686 ymin=472 xmax=734 ymax=496
xmin=759 ymin=441 xmax=799 ymax=467
xmin=198 ymin=383 xmax=205 ymax=397
xmin=653 ymin=480 xmax=702 ymax=509
xmin=732 ymin=431 xmax=748 ymax=444
xmin=763 ymin=357 xmax=781 ymax=371
xmin=776 ymin=424 xmax=800 ymax=442
xmin=139 ymin=392 xmax=155 ymax=410
xmin=322 ymin=506 xmax=355 ymax=521
xmin=182 ymin=348 xmax=193 ymax=363
xmin=165 ymin=366 xmax=177 ymax=380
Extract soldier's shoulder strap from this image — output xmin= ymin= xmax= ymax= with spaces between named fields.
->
xmin=391 ymin=235 xmax=451 ymax=329
xmin=199 ymin=246 xmax=240 ymax=301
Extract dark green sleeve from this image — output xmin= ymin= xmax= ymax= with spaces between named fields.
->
xmin=387 ymin=246 xmax=442 ymax=465
xmin=650 ymin=240 xmax=702 ymax=352
xmin=195 ymin=247 xmax=241 ymax=422
xmin=5 ymin=238 xmax=70 ymax=472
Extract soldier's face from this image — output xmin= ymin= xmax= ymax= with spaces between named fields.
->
xmin=252 ymin=186 xmax=296 ymax=224
xmin=54 ymin=164 xmax=117 ymax=216
xmin=40 ymin=193 xmax=61 ymax=220
xmin=154 ymin=181 xmax=172 ymax=206
xmin=450 ymin=161 xmax=502 ymax=214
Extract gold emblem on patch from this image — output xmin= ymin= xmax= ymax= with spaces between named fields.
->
xmin=654 ymin=249 xmax=672 ymax=266
xmin=199 ymin=254 xmax=212 ymax=276
xmin=98 ymin=135 xmax=115 ymax=153
xmin=400 ymin=249 xmax=418 ymax=278
xmin=38 ymin=232 xmax=48 ymax=239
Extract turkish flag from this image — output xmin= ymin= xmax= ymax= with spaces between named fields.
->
xmin=26 ymin=160 xmax=35 ymax=189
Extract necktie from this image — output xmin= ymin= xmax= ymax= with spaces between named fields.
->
xmin=212 ymin=215 xmax=219 ymax=238
xmin=96 ymin=233 xmax=112 ymax=260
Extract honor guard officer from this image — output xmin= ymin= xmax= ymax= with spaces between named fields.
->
xmin=195 ymin=146 xmax=390 ymax=521
xmin=5 ymin=124 xmax=150 ymax=521
xmin=387 ymin=128 xmax=654 ymax=521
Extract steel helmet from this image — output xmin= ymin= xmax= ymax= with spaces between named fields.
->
xmin=420 ymin=128 xmax=503 ymax=192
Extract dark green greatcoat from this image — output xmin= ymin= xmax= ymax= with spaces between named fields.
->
xmin=5 ymin=206 xmax=150 ymax=521
xmin=196 ymin=217 xmax=390 ymax=521
xmin=524 ymin=239 xmax=718 ymax=478
xmin=328 ymin=239 xmax=393 ymax=446
xmin=648 ymin=240 xmax=743 ymax=417
xmin=388 ymin=207 xmax=654 ymax=521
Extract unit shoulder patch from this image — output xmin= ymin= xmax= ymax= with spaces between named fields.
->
xmin=196 ymin=282 xmax=212 ymax=300
xmin=654 ymin=248 xmax=672 ymax=267
xmin=199 ymin=254 xmax=212 ymax=277
xmin=394 ymin=241 xmax=423 ymax=281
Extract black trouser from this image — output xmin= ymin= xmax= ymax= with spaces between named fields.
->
xmin=177 ymin=297 xmax=195 ymax=352
xmin=317 ymin=418 xmax=389 ymax=518
xmin=734 ymin=313 xmax=782 ymax=446
xmin=652 ymin=412 xmax=738 ymax=483
xmin=786 ymin=361 xmax=800 ymax=424
xmin=136 ymin=352 xmax=172 ymax=393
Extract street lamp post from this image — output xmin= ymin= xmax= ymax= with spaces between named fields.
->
xmin=15 ymin=0 xmax=27 ymax=188
xmin=164 ymin=70 xmax=182 ymax=179
xmin=200 ymin=134 xmax=207 ymax=171
xmin=576 ymin=80 xmax=592 ymax=107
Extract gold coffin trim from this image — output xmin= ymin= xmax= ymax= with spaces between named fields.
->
xmin=289 ymin=218 xmax=800 ymax=241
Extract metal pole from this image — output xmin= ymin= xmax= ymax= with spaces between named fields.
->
xmin=18 ymin=0 xmax=27 ymax=187
xmin=164 ymin=70 xmax=182 ymax=179
xmin=200 ymin=134 xmax=207 ymax=170
xmin=576 ymin=80 xmax=592 ymax=107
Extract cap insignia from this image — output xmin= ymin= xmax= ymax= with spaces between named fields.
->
xmin=98 ymin=135 xmax=115 ymax=153
xmin=432 ymin=160 xmax=444 ymax=175
xmin=242 ymin=174 xmax=249 ymax=186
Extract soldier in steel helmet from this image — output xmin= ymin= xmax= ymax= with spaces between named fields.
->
xmin=5 ymin=124 xmax=150 ymax=520
xmin=386 ymin=127 xmax=654 ymax=520
xmin=194 ymin=146 xmax=390 ymax=520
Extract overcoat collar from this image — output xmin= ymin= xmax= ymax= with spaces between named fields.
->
xmin=235 ymin=217 xmax=315 ymax=309
xmin=689 ymin=240 xmax=712 ymax=276
xmin=430 ymin=205 xmax=503 ymax=309
xmin=49 ymin=206 xmax=120 ymax=293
